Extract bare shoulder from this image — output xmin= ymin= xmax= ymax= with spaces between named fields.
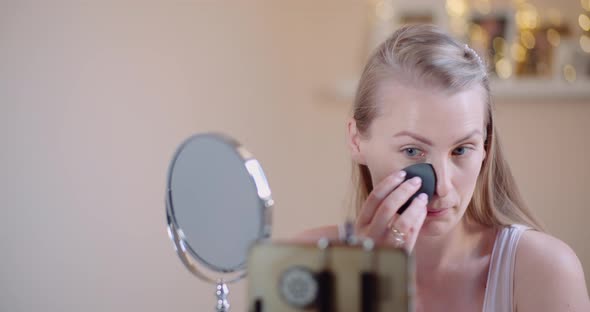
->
xmin=516 ymin=230 xmax=581 ymax=268
xmin=289 ymin=225 xmax=340 ymax=244
xmin=514 ymin=230 xmax=590 ymax=311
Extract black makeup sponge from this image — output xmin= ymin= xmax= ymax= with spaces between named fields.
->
xmin=397 ymin=163 xmax=437 ymax=214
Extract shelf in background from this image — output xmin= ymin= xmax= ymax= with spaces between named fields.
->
xmin=490 ymin=79 xmax=590 ymax=102
xmin=320 ymin=78 xmax=590 ymax=103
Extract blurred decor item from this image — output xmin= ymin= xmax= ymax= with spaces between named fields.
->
xmin=464 ymin=2 xmax=576 ymax=81
xmin=403 ymin=0 xmax=590 ymax=99
xmin=446 ymin=0 xmax=470 ymax=38
xmin=400 ymin=12 xmax=434 ymax=25
xmin=322 ymin=1 xmax=590 ymax=102
xmin=468 ymin=14 xmax=510 ymax=77
xmin=578 ymin=1 xmax=590 ymax=80
xmin=461 ymin=0 xmax=590 ymax=98
xmin=365 ymin=1 xmax=447 ymax=57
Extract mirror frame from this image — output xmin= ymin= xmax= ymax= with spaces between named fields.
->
xmin=165 ymin=132 xmax=274 ymax=284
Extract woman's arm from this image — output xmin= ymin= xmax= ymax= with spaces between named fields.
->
xmin=514 ymin=231 xmax=590 ymax=311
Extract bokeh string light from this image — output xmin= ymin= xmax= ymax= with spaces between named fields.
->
xmin=372 ymin=0 xmax=588 ymax=82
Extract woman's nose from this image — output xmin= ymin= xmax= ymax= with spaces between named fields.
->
xmin=432 ymin=161 xmax=452 ymax=198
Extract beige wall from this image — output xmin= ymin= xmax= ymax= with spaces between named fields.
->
xmin=1 ymin=1 xmax=588 ymax=311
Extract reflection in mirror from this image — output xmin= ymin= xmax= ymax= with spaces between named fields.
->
xmin=165 ymin=133 xmax=273 ymax=311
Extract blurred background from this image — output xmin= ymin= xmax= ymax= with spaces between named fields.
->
xmin=1 ymin=0 xmax=589 ymax=311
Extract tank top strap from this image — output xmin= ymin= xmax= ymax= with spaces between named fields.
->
xmin=482 ymin=224 xmax=531 ymax=312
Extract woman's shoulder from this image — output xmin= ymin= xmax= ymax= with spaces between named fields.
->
xmin=513 ymin=229 xmax=589 ymax=311
xmin=515 ymin=229 xmax=581 ymax=275
xmin=289 ymin=224 xmax=340 ymax=243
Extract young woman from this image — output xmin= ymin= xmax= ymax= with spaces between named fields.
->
xmin=295 ymin=24 xmax=589 ymax=311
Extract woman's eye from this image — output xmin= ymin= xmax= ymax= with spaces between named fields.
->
xmin=453 ymin=146 xmax=469 ymax=156
xmin=403 ymin=148 xmax=424 ymax=158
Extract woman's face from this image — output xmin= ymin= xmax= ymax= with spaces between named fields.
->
xmin=350 ymin=80 xmax=488 ymax=236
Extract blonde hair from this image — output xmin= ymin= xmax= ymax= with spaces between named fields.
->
xmin=350 ymin=24 xmax=544 ymax=231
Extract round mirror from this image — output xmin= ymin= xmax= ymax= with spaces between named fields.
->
xmin=165 ymin=133 xmax=273 ymax=310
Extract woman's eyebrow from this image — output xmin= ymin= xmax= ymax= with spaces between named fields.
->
xmin=452 ymin=130 xmax=483 ymax=145
xmin=392 ymin=131 xmax=433 ymax=146
xmin=392 ymin=129 xmax=483 ymax=146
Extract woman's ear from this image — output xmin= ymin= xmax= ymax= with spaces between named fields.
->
xmin=346 ymin=118 xmax=367 ymax=165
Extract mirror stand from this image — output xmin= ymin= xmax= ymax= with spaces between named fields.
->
xmin=167 ymin=216 xmax=244 ymax=311
xmin=215 ymin=280 xmax=230 ymax=312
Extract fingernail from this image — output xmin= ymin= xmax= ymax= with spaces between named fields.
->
xmin=417 ymin=193 xmax=428 ymax=201
xmin=410 ymin=176 xmax=421 ymax=185
xmin=398 ymin=170 xmax=407 ymax=178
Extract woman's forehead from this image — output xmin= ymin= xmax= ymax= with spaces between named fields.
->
xmin=372 ymin=83 xmax=487 ymax=141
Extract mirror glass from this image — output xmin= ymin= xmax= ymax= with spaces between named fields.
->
xmin=166 ymin=133 xmax=273 ymax=280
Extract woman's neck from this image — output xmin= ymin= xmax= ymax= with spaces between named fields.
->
xmin=414 ymin=218 xmax=496 ymax=274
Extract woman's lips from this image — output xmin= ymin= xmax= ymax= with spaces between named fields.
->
xmin=426 ymin=207 xmax=449 ymax=217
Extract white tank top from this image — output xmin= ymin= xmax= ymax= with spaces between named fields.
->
xmin=482 ymin=224 xmax=530 ymax=312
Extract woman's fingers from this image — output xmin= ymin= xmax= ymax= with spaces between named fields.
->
xmin=387 ymin=193 xmax=428 ymax=252
xmin=356 ymin=170 xmax=407 ymax=226
xmin=365 ymin=176 xmax=423 ymax=238
xmin=353 ymin=168 xmax=429 ymax=253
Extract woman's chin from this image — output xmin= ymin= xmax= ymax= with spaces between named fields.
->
xmin=419 ymin=223 xmax=448 ymax=237
xmin=420 ymin=214 xmax=459 ymax=237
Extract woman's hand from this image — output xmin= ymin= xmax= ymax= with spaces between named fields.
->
xmin=355 ymin=170 xmax=428 ymax=253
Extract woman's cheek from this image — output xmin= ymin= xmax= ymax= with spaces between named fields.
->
xmin=367 ymin=155 xmax=407 ymax=186
xmin=463 ymin=157 xmax=483 ymax=188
